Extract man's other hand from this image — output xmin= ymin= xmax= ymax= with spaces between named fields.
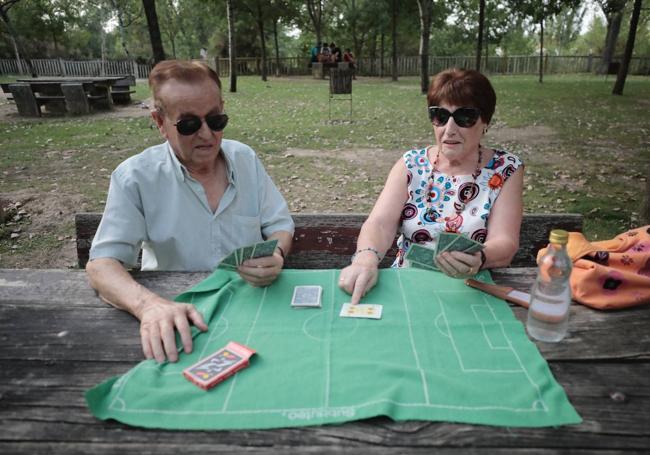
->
xmin=138 ymin=296 xmax=208 ymax=363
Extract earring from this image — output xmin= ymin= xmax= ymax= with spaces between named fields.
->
xmin=483 ymin=127 xmax=488 ymax=134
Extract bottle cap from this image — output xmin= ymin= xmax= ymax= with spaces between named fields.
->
xmin=549 ymin=229 xmax=569 ymax=245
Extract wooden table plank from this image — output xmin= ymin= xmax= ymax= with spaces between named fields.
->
xmin=1 ymin=269 xmax=649 ymax=454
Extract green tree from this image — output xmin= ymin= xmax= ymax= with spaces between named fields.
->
xmin=516 ymin=0 xmax=582 ymax=82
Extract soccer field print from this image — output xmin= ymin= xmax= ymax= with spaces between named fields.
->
xmin=86 ymin=269 xmax=581 ymax=431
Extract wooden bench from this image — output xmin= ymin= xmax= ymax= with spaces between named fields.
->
xmin=75 ymin=212 xmax=583 ymax=269
xmin=111 ymin=75 xmax=136 ymax=104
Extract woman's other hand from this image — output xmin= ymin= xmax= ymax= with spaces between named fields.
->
xmin=338 ymin=251 xmax=380 ymax=305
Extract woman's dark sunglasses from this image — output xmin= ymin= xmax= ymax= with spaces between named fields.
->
xmin=428 ymin=106 xmax=481 ymax=128
xmin=174 ymin=113 xmax=229 ymax=136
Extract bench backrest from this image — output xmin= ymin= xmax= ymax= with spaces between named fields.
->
xmin=75 ymin=212 xmax=583 ymax=269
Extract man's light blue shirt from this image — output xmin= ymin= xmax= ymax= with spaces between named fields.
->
xmin=89 ymin=139 xmax=294 ymax=271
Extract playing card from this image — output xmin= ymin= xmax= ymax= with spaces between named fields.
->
xmin=451 ymin=235 xmax=484 ymax=253
xmin=405 ymin=243 xmax=438 ymax=270
xmin=291 ymin=285 xmax=322 ymax=308
xmin=339 ymin=303 xmax=383 ymax=319
xmin=239 ymin=245 xmax=255 ymax=263
xmin=218 ymin=250 xmax=239 ymax=270
xmin=438 ymin=233 xmax=485 ymax=254
xmin=251 ymin=239 xmax=278 ymax=259
xmin=436 ymin=232 xmax=461 ymax=255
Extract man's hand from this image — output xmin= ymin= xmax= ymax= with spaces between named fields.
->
xmin=338 ymin=252 xmax=380 ymax=305
xmin=238 ymin=251 xmax=284 ymax=287
xmin=137 ymin=296 xmax=208 ymax=363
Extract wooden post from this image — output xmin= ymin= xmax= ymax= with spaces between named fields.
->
xmin=9 ymin=83 xmax=40 ymax=117
xmin=312 ymin=62 xmax=324 ymax=79
xmin=132 ymin=60 xmax=138 ymax=78
xmin=61 ymin=83 xmax=90 ymax=115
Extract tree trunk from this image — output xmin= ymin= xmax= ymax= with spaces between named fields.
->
xmin=350 ymin=0 xmax=359 ymax=61
xmin=369 ymin=32 xmax=377 ymax=76
xmin=110 ymin=0 xmax=132 ymax=61
xmin=273 ymin=18 xmax=280 ymax=77
xmin=142 ymin=0 xmax=166 ymax=63
xmin=641 ymin=166 xmax=650 ymax=224
xmin=485 ymin=21 xmax=489 ymax=71
xmin=227 ymin=0 xmax=237 ymax=93
xmin=101 ymin=30 xmax=106 ymax=75
xmin=538 ymin=17 xmax=544 ymax=83
xmin=613 ymin=0 xmax=642 ymax=95
xmin=0 ymin=7 xmax=36 ymax=77
xmin=256 ymin=2 xmax=268 ymax=82
xmin=380 ymin=32 xmax=385 ymax=78
xmin=416 ymin=0 xmax=433 ymax=94
xmin=600 ymin=10 xmax=624 ymax=74
xmin=391 ymin=0 xmax=398 ymax=81
xmin=306 ymin=0 xmax=322 ymax=45
xmin=476 ymin=0 xmax=485 ymax=71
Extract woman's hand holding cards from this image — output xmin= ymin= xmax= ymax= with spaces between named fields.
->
xmin=436 ymin=250 xmax=482 ymax=279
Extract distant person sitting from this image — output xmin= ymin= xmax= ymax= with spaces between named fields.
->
xmin=343 ymin=48 xmax=356 ymax=79
xmin=310 ymin=42 xmax=321 ymax=65
xmin=319 ymin=42 xmax=331 ymax=63
xmin=330 ymin=42 xmax=342 ymax=63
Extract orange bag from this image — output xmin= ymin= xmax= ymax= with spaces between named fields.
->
xmin=537 ymin=226 xmax=650 ymax=310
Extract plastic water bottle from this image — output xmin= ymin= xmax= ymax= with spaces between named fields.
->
xmin=526 ymin=229 xmax=572 ymax=342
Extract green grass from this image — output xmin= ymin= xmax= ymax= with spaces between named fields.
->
xmin=1 ymin=74 xmax=649 ymax=266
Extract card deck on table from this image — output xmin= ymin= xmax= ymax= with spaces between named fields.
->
xmin=291 ymin=285 xmax=322 ymax=308
xmin=405 ymin=243 xmax=438 ymax=271
xmin=183 ymin=341 xmax=256 ymax=391
xmin=339 ymin=303 xmax=383 ymax=319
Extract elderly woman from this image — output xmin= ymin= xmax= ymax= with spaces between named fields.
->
xmin=339 ymin=68 xmax=524 ymax=304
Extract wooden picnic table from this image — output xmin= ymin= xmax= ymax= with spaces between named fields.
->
xmin=1 ymin=76 xmax=135 ymax=116
xmin=1 ymin=267 xmax=648 ymax=454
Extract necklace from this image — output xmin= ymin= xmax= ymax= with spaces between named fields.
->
xmin=425 ymin=146 xmax=483 ymax=217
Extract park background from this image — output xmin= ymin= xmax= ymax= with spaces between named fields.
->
xmin=0 ymin=0 xmax=649 ymax=268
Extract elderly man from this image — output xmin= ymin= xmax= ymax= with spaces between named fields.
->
xmin=86 ymin=60 xmax=294 ymax=363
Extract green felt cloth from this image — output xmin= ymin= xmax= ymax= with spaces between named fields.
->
xmin=86 ymin=268 xmax=581 ymax=430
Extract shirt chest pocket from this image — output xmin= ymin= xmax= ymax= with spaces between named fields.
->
xmin=228 ymin=214 xmax=263 ymax=246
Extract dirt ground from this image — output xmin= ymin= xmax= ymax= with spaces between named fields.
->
xmin=0 ymin=93 xmax=556 ymax=269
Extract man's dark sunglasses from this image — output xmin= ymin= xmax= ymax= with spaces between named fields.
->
xmin=428 ymin=106 xmax=481 ymax=128
xmin=174 ymin=113 xmax=229 ymax=136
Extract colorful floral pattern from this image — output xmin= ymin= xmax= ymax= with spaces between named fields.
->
xmin=394 ymin=147 xmax=523 ymax=267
